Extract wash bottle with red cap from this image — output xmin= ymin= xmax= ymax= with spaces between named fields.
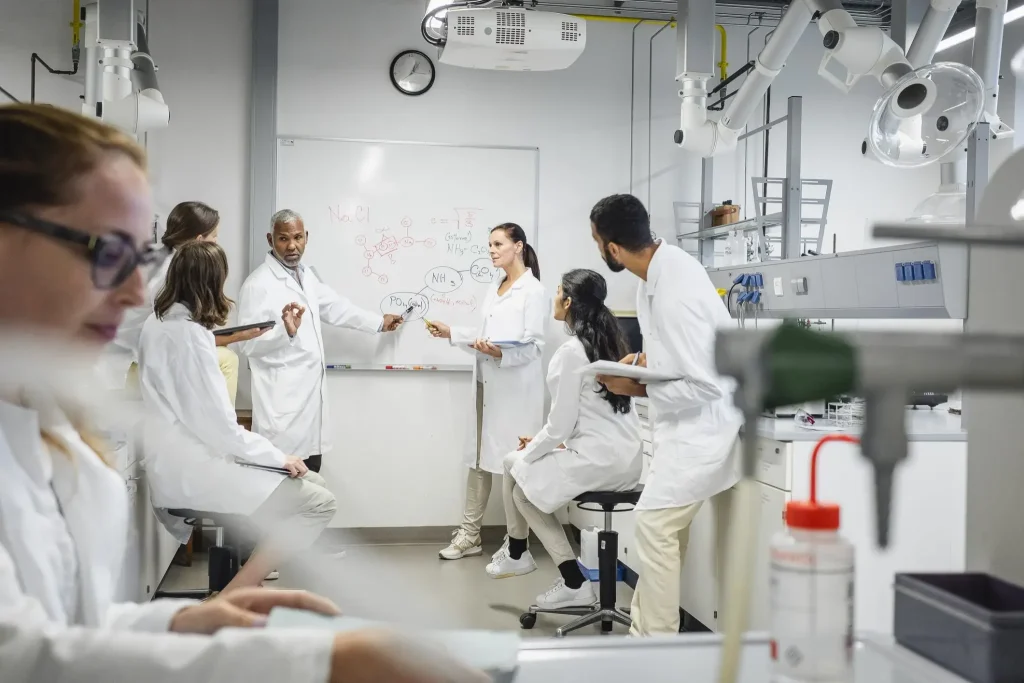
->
xmin=770 ymin=434 xmax=857 ymax=683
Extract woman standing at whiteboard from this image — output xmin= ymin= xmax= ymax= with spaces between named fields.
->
xmin=427 ymin=223 xmax=547 ymax=560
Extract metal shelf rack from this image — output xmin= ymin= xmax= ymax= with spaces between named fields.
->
xmin=675 ymin=96 xmax=834 ymax=266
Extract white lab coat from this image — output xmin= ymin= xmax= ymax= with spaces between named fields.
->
xmin=636 ymin=243 xmax=742 ymax=511
xmin=236 ymin=253 xmax=384 ymax=459
xmin=138 ymin=303 xmax=289 ymax=515
xmin=103 ymin=257 xmax=171 ymax=381
xmin=450 ymin=272 xmax=547 ymax=474
xmin=0 ymin=396 xmax=333 ymax=683
xmin=510 ymin=338 xmax=643 ymax=514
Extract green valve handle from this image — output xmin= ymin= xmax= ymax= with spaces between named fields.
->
xmin=761 ymin=323 xmax=858 ymax=410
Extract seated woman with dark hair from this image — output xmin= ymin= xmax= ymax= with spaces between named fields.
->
xmin=138 ymin=241 xmax=337 ymax=592
xmin=486 ymin=269 xmax=643 ymax=610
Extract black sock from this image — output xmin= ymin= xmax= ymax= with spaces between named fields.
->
xmin=508 ymin=536 xmax=528 ymax=560
xmin=558 ymin=560 xmax=586 ymax=589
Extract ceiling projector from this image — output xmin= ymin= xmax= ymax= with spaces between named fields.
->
xmin=437 ymin=7 xmax=586 ymax=71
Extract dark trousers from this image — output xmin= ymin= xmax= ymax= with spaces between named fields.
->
xmin=305 ymin=454 xmax=323 ymax=473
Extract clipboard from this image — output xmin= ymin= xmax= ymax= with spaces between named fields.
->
xmin=234 ymin=458 xmax=289 ymax=475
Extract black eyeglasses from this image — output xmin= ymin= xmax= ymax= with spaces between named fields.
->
xmin=0 ymin=210 xmax=167 ymax=290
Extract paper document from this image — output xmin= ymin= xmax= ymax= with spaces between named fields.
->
xmin=267 ymin=608 xmax=520 ymax=680
xmin=578 ymin=360 xmax=681 ymax=383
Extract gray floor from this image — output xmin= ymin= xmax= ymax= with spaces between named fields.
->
xmin=160 ymin=536 xmax=634 ymax=637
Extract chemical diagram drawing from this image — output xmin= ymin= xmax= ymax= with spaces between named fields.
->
xmin=380 ymin=259 xmax=497 ymax=322
xmin=329 ymin=205 xmax=498 ymax=321
xmin=354 ymin=217 xmax=437 ymax=285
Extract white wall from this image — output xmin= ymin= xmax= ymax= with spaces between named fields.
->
xmin=0 ymin=0 xmax=82 ymax=108
xmin=147 ymin=0 xmax=254 ymax=301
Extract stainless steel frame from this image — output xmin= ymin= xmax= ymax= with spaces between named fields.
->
xmin=676 ymin=96 xmax=833 ymax=265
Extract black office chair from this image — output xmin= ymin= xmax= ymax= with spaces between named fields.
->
xmin=520 ymin=485 xmax=643 ymax=636
xmin=153 ymin=509 xmax=250 ymax=599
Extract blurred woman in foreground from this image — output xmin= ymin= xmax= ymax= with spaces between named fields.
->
xmin=0 ymin=103 xmax=485 ymax=683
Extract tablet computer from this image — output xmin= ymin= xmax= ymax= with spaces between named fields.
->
xmin=213 ymin=320 xmax=276 ymax=337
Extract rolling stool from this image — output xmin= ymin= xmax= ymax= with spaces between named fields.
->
xmin=520 ymin=485 xmax=643 ymax=636
xmin=153 ymin=509 xmax=250 ymax=599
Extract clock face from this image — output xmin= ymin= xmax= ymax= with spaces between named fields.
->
xmin=390 ymin=50 xmax=436 ymax=96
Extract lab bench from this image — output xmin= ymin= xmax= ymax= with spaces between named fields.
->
xmin=569 ymin=403 xmax=967 ymax=635
xmin=514 ymin=632 xmax=969 ymax=683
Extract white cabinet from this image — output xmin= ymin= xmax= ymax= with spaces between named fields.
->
xmin=600 ymin=428 xmax=967 ymax=636
xmin=790 ymin=438 xmax=967 ymax=634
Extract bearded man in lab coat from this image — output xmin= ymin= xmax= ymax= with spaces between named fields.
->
xmin=237 ymin=209 xmax=403 ymax=473
xmin=590 ymin=194 xmax=741 ymax=636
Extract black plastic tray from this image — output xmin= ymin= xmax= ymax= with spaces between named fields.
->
xmin=894 ymin=573 xmax=1024 ymax=683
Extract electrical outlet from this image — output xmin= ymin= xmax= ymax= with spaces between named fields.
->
xmin=773 ymin=277 xmax=784 ymax=296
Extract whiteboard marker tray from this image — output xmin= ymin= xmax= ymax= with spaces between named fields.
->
xmin=515 ymin=633 xmax=969 ymax=683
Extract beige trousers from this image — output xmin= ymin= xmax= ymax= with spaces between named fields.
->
xmin=628 ymin=501 xmax=704 ymax=636
xmin=461 ymin=382 xmax=493 ymax=537
xmin=503 ymin=453 xmax=575 ymax=565
xmin=249 ymin=470 xmax=338 ymax=554
xmin=127 ymin=347 xmax=240 ymax=406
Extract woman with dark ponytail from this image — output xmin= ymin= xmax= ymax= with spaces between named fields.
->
xmin=428 ymin=223 xmax=548 ymax=562
xmin=484 ymin=269 xmax=642 ymax=609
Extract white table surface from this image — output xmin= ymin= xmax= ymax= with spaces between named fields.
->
xmin=756 ymin=408 xmax=965 ymax=443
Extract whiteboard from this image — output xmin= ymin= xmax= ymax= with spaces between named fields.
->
xmin=273 ymin=136 xmax=539 ymax=368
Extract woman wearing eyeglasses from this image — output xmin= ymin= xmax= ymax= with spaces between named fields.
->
xmin=0 ymin=104 xmax=486 ymax=683
xmin=109 ymin=200 xmax=259 ymax=405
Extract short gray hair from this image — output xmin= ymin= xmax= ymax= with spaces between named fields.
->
xmin=271 ymin=209 xmax=303 ymax=230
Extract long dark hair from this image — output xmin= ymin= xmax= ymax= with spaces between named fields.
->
xmin=492 ymin=222 xmax=540 ymax=280
xmin=155 ymin=241 xmax=233 ymax=329
xmin=162 ymin=201 xmax=219 ymax=250
xmin=561 ymin=269 xmax=632 ymax=414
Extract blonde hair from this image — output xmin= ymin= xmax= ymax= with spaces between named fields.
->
xmin=42 ymin=429 xmax=111 ymax=468
xmin=0 ymin=103 xmax=147 ymax=213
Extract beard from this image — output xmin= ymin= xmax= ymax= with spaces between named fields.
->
xmin=602 ymin=243 xmax=626 ymax=272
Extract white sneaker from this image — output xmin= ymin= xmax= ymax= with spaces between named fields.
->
xmin=491 ymin=535 xmax=509 ymax=561
xmin=265 ymin=570 xmax=280 ymax=581
xmin=485 ymin=548 xmax=537 ymax=579
xmin=536 ymin=578 xmax=597 ymax=609
xmin=439 ymin=529 xmax=482 ymax=560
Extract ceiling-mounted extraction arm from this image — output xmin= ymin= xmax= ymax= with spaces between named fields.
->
xmin=81 ymin=0 xmax=169 ymax=137
xmin=674 ymin=0 xmax=922 ymax=157
xmin=673 ymin=0 xmax=983 ymax=167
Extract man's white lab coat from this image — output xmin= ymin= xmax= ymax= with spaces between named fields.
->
xmin=236 ymin=253 xmax=383 ymax=459
xmin=636 ymin=243 xmax=742 ymax=511
xmin=0 ymin=396 xmax=333 ymax=683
